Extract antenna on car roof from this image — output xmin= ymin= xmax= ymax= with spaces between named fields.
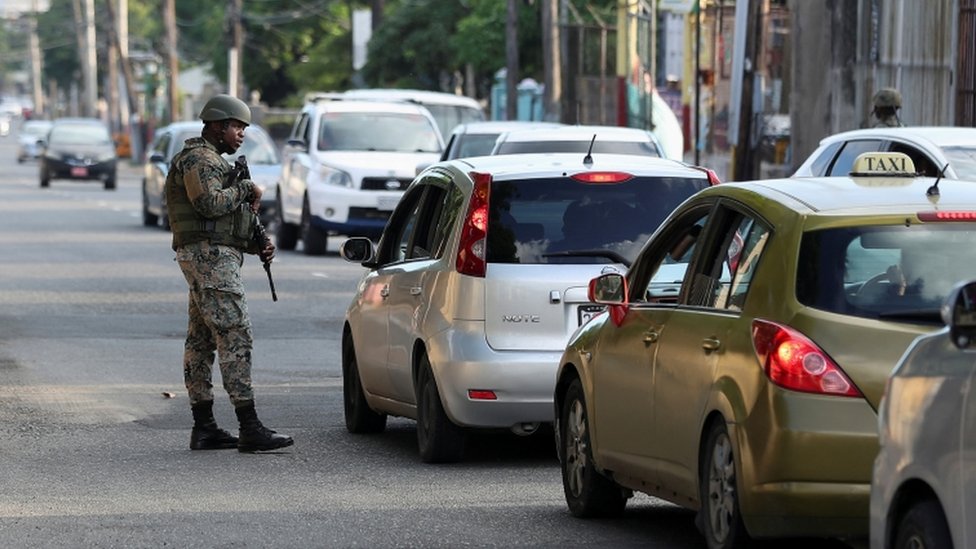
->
xmin=926 ymin=162 xmax=949 ymax=198
xmin=583 ymin=134 xmax=596 ymax=166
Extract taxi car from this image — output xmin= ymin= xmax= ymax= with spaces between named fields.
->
xmin=793 ymin=126 xmax=976 ymax=180
xmin=870 ymin=279 xmax=976 ymax=549
xmin=339 ymin=153 xmax=716 ymax=463
xmin=553 ymin=152 xmax=976 ymax=546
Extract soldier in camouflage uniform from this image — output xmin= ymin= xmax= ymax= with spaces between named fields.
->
xmin=165 ymin=94 xmax=293 ymax=452
xmin=871 ymin=88 xmax=904 ymax=128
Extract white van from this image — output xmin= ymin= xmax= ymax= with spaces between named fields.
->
xmin=342 ymin=88 xmax=485 ymax=140
xmin=275 ymin=95 xmax=444 ymax=255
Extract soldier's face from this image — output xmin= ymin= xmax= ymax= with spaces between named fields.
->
xmin=218 ymin=120 xmax=247 ymax=154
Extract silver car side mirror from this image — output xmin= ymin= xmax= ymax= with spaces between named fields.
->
xmin=942 ymin=279 xmax=976 ymax=350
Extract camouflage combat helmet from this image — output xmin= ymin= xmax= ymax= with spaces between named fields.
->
xmin=872 ymin=88 xmax=902 ymax=109
xmin=199 ymin=94 xmax=251 ymax=125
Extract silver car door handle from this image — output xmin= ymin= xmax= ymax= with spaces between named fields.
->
xmin=643 ymin=329 xmax=660 ymax=345
xmin=409 ymin=287 xmax=422 ymax=296
xmin=702 ymin=337 xmax=721 ymax=351
xmin=380 ymin=286 xmax=389 ymax=298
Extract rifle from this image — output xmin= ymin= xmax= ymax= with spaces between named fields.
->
xmin=230 ymin=155 xmax=278 ymax=302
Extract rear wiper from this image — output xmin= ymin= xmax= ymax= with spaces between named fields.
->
xmin=875 ymin=309 xmax=943 ymax=324
xmin=543 ymin=249 xmax=631 ymax=268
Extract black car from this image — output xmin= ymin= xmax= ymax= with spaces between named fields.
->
xmin=40 ymin=118 xmax=117 ymax=190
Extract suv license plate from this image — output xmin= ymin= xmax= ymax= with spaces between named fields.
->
xmin=577 ymin=304 xmax=606 ymax=326
xmin=377 ymin=196 xmax=400 ymax=211
xmin=70 ymin=166 xmax=88 ymax=177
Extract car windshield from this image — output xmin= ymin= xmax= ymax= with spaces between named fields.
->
xmin=317 ymin=112 xmax=440 ymax=153
xmin=494 ymin=139 xmax=661 ymax=157
xmin=941 ymin=146 xmax=976 ymax=180
xmin=22 ymin=122 xmax=51 ymax=137
xmin=423 ymin=104 xmax=485 ymax=140
xmin=486 ymin=176 xmax=708 ymax=265
xmin=49 ymin=123 xmax=111 ymax=145
xmin=797 ymin=223 xmax=976 ymax=324
xmin=456 ymin=133 xmax=500 ymax=158
xmin=233 ymin=129 xmax=280 ymax=165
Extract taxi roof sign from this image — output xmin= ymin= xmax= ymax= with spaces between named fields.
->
xmin=850 ymin=152 xmax=916 ymax=177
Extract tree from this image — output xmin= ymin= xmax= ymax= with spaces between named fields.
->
xmin=362 ymin=0 xmax=541 ymax=100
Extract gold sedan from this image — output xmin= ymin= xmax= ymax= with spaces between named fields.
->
xmin=554 ymin=152 xmax=976 ymax=547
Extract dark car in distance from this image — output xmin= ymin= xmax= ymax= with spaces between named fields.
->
xmin=40 ymin=118 xmax=117 ymax=190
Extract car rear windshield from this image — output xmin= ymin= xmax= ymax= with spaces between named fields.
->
xmin=797 ymin=223 xmax=976 ymax=324
xmin=486 ymin=175 xmax=707 ymax=265
xmin=318 ymin=112 xmax=440 ymax=153
xmin=494 ymin=140 xmax=661 ymax=157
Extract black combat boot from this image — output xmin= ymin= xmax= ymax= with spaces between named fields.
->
xmin=189 ymin=400 xmax=238 ymax=450
xmin=235 ymin=400 xmax=294 ymax=453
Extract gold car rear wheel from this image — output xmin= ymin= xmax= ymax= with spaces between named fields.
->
xmin=560 ymin=378 xmax=626 ymax=518
xmin=699 ymin=420 xmax=749 ymax=549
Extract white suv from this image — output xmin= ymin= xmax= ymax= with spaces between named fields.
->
xmin=276 ymin=96 xmax=444 ymax=255
xmin=339 ymin=152 xmax=716 ymax=462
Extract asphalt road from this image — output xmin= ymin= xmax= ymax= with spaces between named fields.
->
xmin=0 ymin=128 xmax=855 ymax=549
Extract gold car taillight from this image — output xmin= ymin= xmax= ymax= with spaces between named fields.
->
xmin=751 ymin=319 xmax=863 ymax=397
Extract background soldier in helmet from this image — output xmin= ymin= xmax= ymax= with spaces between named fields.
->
xmin=871 ymin=88 xmax=904 ymax=128
xmin=164 ymin=93 xmax=293 ymax=452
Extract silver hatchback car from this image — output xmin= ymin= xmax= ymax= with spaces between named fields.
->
xmin=871 ymin=278 xmax=976 ymax=549
xmin=340 ymin=152 xmax=716 ymax=462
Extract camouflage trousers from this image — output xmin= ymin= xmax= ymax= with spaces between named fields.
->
xmin=176 ymin=241 xmax=254 ymax=407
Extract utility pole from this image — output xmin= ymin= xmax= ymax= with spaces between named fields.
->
xmin=229 ymin=0 xmax=244 ymax=98
xmin=84 ymin=0 xmax=97 ymax=117
xmin=371 ymin=0 xmax=384 ymax=30
xmin=164 ymin=0 xmax=180 ymax=121
xmin=731 ymin=0 xmax=761 ymax=181
xmin=505 ymin=0 xmax=519 ymax=120
xmin=28 ymin=0 xmax=43 ymax=117
xmin=70 ymin=0 xmax=87 ymax=116
xmin=541 ymin=0 xmax=561 ymax=121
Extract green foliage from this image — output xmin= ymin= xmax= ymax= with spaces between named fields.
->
xmin=22 ymin=0 xmax=556 ymax=108
xmin=363 ymin=0 xmax=542 ymax=97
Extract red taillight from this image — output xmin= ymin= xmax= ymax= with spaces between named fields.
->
xmin=570 ymin=171 xmax=633 ymax=184
xmin=751 ymin=319 xmax=862 ymax=397
xmin=917 ymin=211 xmax=976 ymax=221
xmin=468 ymin=389 xmax=497 ymax=400
xmin=456 ymin=171 xmax=491 ymax=277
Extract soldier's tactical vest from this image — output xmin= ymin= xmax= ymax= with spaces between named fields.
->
xmin=166 ymin=140 xmax=257 ymax=252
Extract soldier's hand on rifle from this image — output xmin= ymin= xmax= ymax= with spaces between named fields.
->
xmin=259 ymin=237 xmax=276 ymax=263
xmin=249 ymin=183 xmax=263 ymax=214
